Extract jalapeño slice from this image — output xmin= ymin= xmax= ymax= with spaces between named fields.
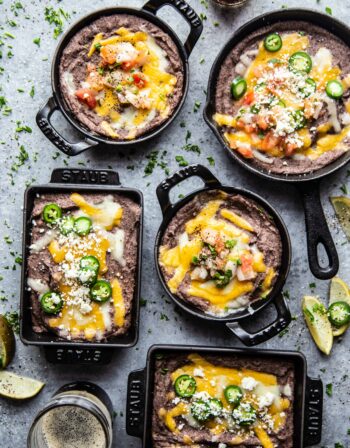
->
xmin=224 ymin=385 xmax=243 ymax=406
xmin=326 ymin=80 xmax=344 ymax=99
xmin=191 ymin=399 xmax=211 ymax=422
xmin=74 ymin=217 xmax=92 ymax=236
xmin=231 ymin=76 xmax=247 ymax=100
xmin=80 ymin=255 xmax=100 ymax=273
xmin=232 ymin=403 xmax=257 ymax=427
xmin=264 ymin=33 xmax=282 ymax=52
xmin=90 ymin=280 xmax=112 ymax=303
xmin=40 ymin=291 xmax=63 ymax=314
xmin=208 ymin=398 xmax=223 ymax=417
xmin=174 ymin=374 xmax=196 ymax=398
xmin=328 ymin=301 xmax=350 ymax=327
xmin=78 ymin=266 xmax=98 ymax=286
xmin=291 ymin=109 xmax=306 ymax=130
xmin=42 ymin=203 xmax=62 ymax=224
xmin=300 ymin=78 xmax=317 ymax=98
xmin=288 ymin=51 xmax=312 ymax=73
xmin=59 ymin=216 xmax=75 ymax=235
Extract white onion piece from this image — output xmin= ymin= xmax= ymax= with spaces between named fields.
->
xmin=240 ymin=53 xmax=252 ymax=66
xmin=324 ymin=97 xmax=341 ymax=133
xmin=30 ymin=230 xmax=57 ymax=253
xmin=313 ymin=101 xmax=324 ymax=120
xmin=252 ymin=149 xmax=274 ymax=164
xmin=292 ymin=153 xmax=307 ymax=160
xmin=341 ymin=112 xmax=350 ymax=125
xmin=246 ymin=49 xmax=259 ymax=57
xmin=235 ymin=62 xmax=247 ymax=77
xmin=27 ymin=278 xmax=50 ymax=294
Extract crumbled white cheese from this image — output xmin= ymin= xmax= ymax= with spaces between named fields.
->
xmin=241 ymin=376 xmax=258 ymax=391
xmin=258 ymin=392 xmax=275 ymax=409
xmin=283 ymin=384 xmax=292 ymax=397
xmin=218 ymin=444 xmax=227 ymax=448
xmin=172 ymin=397 xmax=180 ymax=405
xmin=193 ymin=368 xmax=205 ymax=378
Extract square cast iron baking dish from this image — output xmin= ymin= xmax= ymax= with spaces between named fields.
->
xmin=126 ymin=344 xmax=323 ymax=447
xmin=20 ymin=168 xmax=143 ymax=364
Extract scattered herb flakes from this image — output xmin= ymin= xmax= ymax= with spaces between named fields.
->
xmin=175 ymin=155 xmax=188 ymax=167
xmin=309 ymin=282 xmax=316 ymax=289
xmin=325 ymin=6 xmax=333 ymax=15
xmin=213 ymin=21 xmax=220 ymax=27
xmin=15 ymin=256 xmax=22 ymax=265
xmin=29 ymin=85 xmax=35 ymax=97
xmin=17 ymin=88 xmax=24 ymax=93
xmin=200 ymin=57 xmax=205 ymax=64
xmin=340 ymin=184 xmax=348 ymax=194
xmin=140 ymin=298 xmax=147 ymax=307
xmin=199 ymin=13 xmax=207 ymax=21
xmin=278 ymin=328 xmax=289 ymax=338
xmin=4 ymin=32 xmax=15 ymax=39
xmin=4 ymin=311 xmax=19 ymax=334
xmin=178 ymin=194 xmax=184 ymax=199
xmin=144 ymin=150 xmax=169 ymax=176
xmin=334 ymin=443 xmax=344 ymax=448
xmin=11 ymin=2 xmax=24 ymax=16
xmin=207 ymin=156 xmax=215 ymax=166
xmin=11 ymin=145 xmax=29 ymax=173
xmin=33 ymin=37 xmax=41 ymax=46
xmin=193 ymin=100 xmax=201 ymax=113
xmin=180 ymin=121 xmax=186 ymax=128
xmin=161 ymin=368 xmax=169 ymax=375
xmin=160 ymin=313 xmax=169 ymax=321
xmin=44 ymin=6 xmax=70 ymax=39
xmin=16 ymin=121 xmax=32 ymax=133
xmin=200 ymin=0 xmax=208 ymax=8
xmin=7 ymin=20 xmax=17 ymax=27
xmin=326 ymin=383 xmax=333 ymax=397
xmin=4 ymin=236 xmax=13 ymax=244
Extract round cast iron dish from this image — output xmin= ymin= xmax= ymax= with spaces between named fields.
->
xmin=36 ymin=0 xmax=203 ymax=156
xmin=154 ymin=164 xmax=292 ymax=346
xmin=203 ymin=9 xmax=350 ymax=280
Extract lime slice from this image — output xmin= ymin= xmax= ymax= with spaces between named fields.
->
xmin=0 ymin=315 xmax=15 ymax=369
xmin=330 ymin=196 xmax=350 ymax=240
xmin=302 ymin=296 xmax=333 ymax=355
xmin=0 ymin=371 xmax=44 ymax=399
xmin=329 ymin=277 xmax=350 ymax=336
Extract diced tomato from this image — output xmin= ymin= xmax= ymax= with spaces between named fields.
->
xmin=236 ymin=145 xmax=253 ymax=159
xmin=240 ymin=254 xmax=253 ymax=273
xmin=236 ymin=119 xmax=246 ymax=130
xmin=261 ymin=132 xmax=280 ymax=151
xmin=244 ymin=124 xmax=256 ymax=133
xmin=243 ymin=91 xmax=255 ymax=105
xmin=121 ymin=61 xmax=135 ymax=71
xmin=75 ymin=89 xmax=97 ymax=109
xmin=285 ymin=142 xmax=298 ymax=157
xmin=132 ymin=73 xmax=146 ymax=88
xmin=257 ymin=115 xmax=269 ymax=131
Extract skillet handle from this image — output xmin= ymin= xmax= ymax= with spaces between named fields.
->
xmin=303 ymin=376 xmax=323 ymax=446
xmin=36 ymin=96 xmax=99 ymax=156
xmin=126 ymin=369 xmax=146 ymax=439
xmin=156 ymin=164 xmax=221 ymax=216
xmin=142 ymin=0 xmax=203 ymax=57
xmin=298 ymin=181 xmax=339 ymax=280
xmin=226 ymin=293 xmax=291 ymax=346
xmin=50 ymin=168 xmax=121 ymax=186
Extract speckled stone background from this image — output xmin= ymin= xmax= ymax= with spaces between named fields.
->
xmin=0 ymin=0 xmax=349 ymax=446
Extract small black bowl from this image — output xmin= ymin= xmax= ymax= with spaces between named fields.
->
xmin=154 ymin=164 xmax=292 ymax=346
xmin=36 ymin=0 xmax=203 ymax=156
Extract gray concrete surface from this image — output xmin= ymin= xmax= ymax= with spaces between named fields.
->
xmin=0 ymin=0 xmax=349 ymax=446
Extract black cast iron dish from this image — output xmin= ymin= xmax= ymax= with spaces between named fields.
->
xmin=203 ymin=8 xmax=350 ymax=280
xmin=36 ymin=0 xmax=203 ymax=156
xmin=154 ymin=164 xmax=291 ymax=346
xmin=126 ymin=344 xmax=323 ymax=447
xmin=20 ymin=168 xmax=143 ymax=364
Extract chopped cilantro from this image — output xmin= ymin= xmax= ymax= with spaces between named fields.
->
xmin=200 ymin=57 xmax=205 ymax=64
xmin=140 ymin=298 xmax=147 ymax=307
xmin=303 ymin=307 xmax=314 ymax=323
xmin=199 ymin=13 xmax=207 ymax=21
xmin=33 ymin=37 xmax=41 ymax=46
xmin=325 ymin=6 xmax=332 ymax=15
xmin=4 ymin=311 xmax=19 ymax=334
xmin=44 ymin=6 xmax=70 ymax=39
xmin=16 ymin=121 xmax=32 ymax=133
xmin=193 ymin=100 xmax=201 ymax=113
xmin=29 ymin=85 xmax=35 ymax=97
xmin=326 ymin=383 xmax=333 ymax=397
xmin=207 ymin=156 xmax=215 ymax=166
xmin=309 ymin=282 xmax=316 ymax=289
xmin=225 ymin=239 xmax=236 ymax=249
xmin=160 ymin=313 xmax=169 ymax=321
xmin=340 ymin=184 xmax=348 ymax=194
xmin=8 ymin=20 xmax=17 ymax=27
xmin=175 ymin=155 xmax=188 ymax=167
xmin=94 ymin=42 xmax=102 ymax=51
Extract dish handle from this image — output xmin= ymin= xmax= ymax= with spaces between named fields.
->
xmin=36 ymin=97 xmax=99 ymax=156
xmin=303 ymin=376 xmax=323 ymax=446
xmin=156 ymin=164 xmax=221 ymax=216
xmin=50 ymin=168 xmax=120 ymax=186
xmin=226 ymin=292 xmax=291 ymax=346
xmin=126 ymin=369 xmax=146 ymax=439
xmin=142 ymin=0 xmax=203 ymax=57
xmin=298 ymin=181 xmax=339 ymax=279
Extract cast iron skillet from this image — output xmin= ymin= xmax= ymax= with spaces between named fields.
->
xmin=20 ymin=168 xmax=143 ymax=365
xmin=203 ymin=8 xmax=350 ymax=280
xmin=126 ymin=344 xmax=323 ymax=447
xmin=154 ymin=164 xmax=291 ymax=346
xmin=36 ymin=0 xmax=203 ymax=156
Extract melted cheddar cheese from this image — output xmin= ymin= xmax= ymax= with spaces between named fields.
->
xmin=159 ymin=194 xmax=272 ymax=315
xmin=160 ymin=354 xmax=292 ymax=447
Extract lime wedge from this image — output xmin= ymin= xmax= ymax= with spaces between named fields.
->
xmin=330 ymin=196 xmax=350 ymax=240
xmin=0 ymin=371 xmax=44 ymax=399
xmin=329 ymin=277 xmax=350 ymax=336
xmin=0 ymin=315 xmax=15 ymax=369
xmin=302 ymin=296 xmax=333 ymax=355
